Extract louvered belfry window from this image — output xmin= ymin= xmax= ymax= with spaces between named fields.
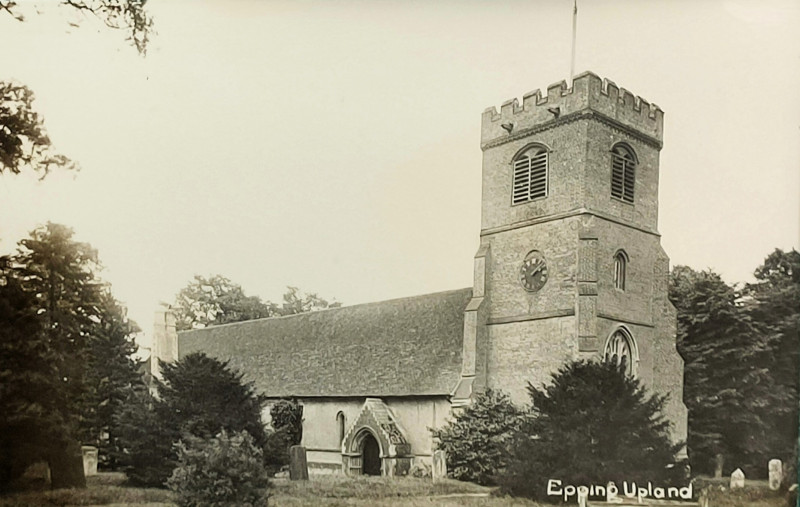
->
xmin=611 ymin=144 xmax=636 ymax=203
xmin=512 ymin=146 xmax=548 ymax=205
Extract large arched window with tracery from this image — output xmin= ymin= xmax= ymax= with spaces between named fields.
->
xmin=604 ymin=328 xmax=637 ymax=376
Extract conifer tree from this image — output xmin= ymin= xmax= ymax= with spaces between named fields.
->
xmin=501 ymin=360 xmax=683 ymax=501
xmin=118 ymin=353 xmax=268 ymax=486
xmin=158 ymin=353 xmax=268 ymax=449
xmin=3 ymin=223 xmax=105 ymax=488
xmin=80 ymin=291 xmax=143 ymax=469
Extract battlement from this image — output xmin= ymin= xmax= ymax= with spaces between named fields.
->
xmin=481 ymin=71 xmax=663 ymax=147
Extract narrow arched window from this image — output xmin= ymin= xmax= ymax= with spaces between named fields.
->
xmin=613 ymin=250 xmax=628 ymax=290
xmin=512 ymin=145 xmax=548 ymax=205
xmin=605 ymin=328 xmax=636 ymax=376
xmin=336 ymin=412 xmax=346 ymax=445
xmin=611 ymin=144 xmax=636 ymax=203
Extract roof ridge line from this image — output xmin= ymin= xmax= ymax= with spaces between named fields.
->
xmin=178 ymin=287 xmax=472 ymax=332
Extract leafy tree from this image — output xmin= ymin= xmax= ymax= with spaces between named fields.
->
xmin=1 ymin=223 xmax=106 ymax=488
xmin=264 ymin=399 xmax=304 ymax=473
xmin=79 ymin=291 xmax=143 ymax=470
xmin=167 ymin=430 xmax=270 ymax=507
xmin=173 ymin=275 xmax=278 ymax=331
xmin=743 ymin=249 xmax=799 ymax=469
xmin=0 ymin=0 xmax=153 ymax=55
xmin=431 ymin=389 xmax=523 ymax=485
xmin=0 ymin=82 xmax=74 ymax=177
xmin=500 ymin=360 xmax=684 ymax=501
xmin=670 ymin=261 xmax=797 ymax=477
xmin=173 ymin=276 xmax=342 ymax=330
xmin=0 ymin=1 xmax=153 ymax=177
xmin=269 ymin=399 xmax=303 ymax=446
xmin=279 ymin=286 xmax=341 ymax=316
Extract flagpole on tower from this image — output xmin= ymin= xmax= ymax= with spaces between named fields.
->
xmin=569 ymin=0 xmax=578 ymax=87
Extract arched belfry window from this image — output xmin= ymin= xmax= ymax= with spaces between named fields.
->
xmin=512 ymin=144 xmax=549 ymax=205
xmin=611 ymin=143 xmax=636 ymax=203
xmin=613 ymin=250 xmax=628 ymax=290
xmin=336 ymin=411 xmax=346 ymax=445
xmin=604 ymin=328 xmax=637 ymax=376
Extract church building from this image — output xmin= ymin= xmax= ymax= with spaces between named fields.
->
xmin=153 ymin=71 xmax=688 ymax=476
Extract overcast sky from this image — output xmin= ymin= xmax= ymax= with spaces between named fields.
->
xmin=1 ymin=0 xmax=798 ymax=350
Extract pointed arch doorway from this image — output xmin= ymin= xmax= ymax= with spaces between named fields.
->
xmin=361 ymin=432 xmax=381 ymax=476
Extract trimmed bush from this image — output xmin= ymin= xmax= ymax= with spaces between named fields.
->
xmin=431 ymin=389 xmax=523 ymax=485
xmin=500 ymin=360 xmax=685 ymax=502
xmin=167 ymin=430 xmax=270 ymax=507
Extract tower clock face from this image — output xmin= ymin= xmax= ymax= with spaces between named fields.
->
xmin=519 ymin=251 xmax=549 ymax=292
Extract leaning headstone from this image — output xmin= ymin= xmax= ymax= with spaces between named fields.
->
xmin=730 ymin=468 xmax=745 ymax=489
xmin=289 ymin=445 xmax=309 ymax=481
xmin=768 ymin=459 xmax=783 ymax=490
xmin=81 ymin=446 xmax=98 ymax=477
xmin=432 ymin=450 xmax=447 ymax=483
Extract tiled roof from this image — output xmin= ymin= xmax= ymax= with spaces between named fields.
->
xmin=178 ymin=288 xmax=471 ymax=397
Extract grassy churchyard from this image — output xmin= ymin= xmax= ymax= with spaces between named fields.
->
xmin=0 ymin=472 xmax=791 ymax=507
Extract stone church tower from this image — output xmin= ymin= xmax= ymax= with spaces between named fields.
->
xmin=161 ymin=71 xmax=688 ymax=474
xmin=455 ymin=71 xmax=687 ymax=444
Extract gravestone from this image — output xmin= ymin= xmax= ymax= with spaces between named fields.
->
xmin=81 ymin=446 xmax=98 ymax=477
xmin=289 ymin=445 xmax=309 ymax=481
xmin=768 ymin=459 xmax=782 ymax=490
xmin=432 ymin=450 xmax=447 ymax=483
xmin=714 ymin=453 xmax=724 ymax=478
xmin=577 ymin=485 xmax=588 ymax=507
xmin=730 ymin=468 xmax=745 ymax=489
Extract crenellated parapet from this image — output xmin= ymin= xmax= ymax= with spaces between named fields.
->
xmin=481 ymin=71 xmax=664 ymax=149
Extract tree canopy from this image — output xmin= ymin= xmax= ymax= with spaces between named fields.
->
xmin=117 ymin=353 xmax=268 ymax=487
xmin=0 ymin=0 xmax=153 ymax=177
xmin=173 ymin=275 xmax=341 ymax=330
xmin=0 ymin=0 xmax=153 ymax=55
xmin=0 ymin=223 xmax=142 ymax=490
xmin=501 ymin=360 xmax=684 ymax=501
xmin=669 ymin=250 xmax=799 ymax=477
xmin=0 ymin=82 xmax=74 ymax=177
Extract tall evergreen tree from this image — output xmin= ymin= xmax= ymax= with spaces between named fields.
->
xmin=80 ymin=291 xmax=143 ymax=470
xmin=501 ymin=360 xmax=683 ymax=501
xmin=118 ymin=353 xmax=268 ymax=486
xmin=0 ymin=257 xmax=62 ymax=490
xmin=5 ymin=223 xmax=105 ymax=488
xmin=158 ymin=353 xmax=267 ymax=448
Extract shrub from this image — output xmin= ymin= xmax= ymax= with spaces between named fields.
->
xmin=263 ymin=399 xmax=304 ymax=474
xmin=167 ymin=430 xmax=270 ymax=507
xmin=431 ymin=389 xmax=524 ymax=485
xmin=500 ymin=360 xmax=685 ymax=502
xmin=269 ymin=399 xmax=303 ymax=446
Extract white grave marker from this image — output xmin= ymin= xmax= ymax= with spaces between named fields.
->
xmin=730 ymin=468 xmax=745 ymax=489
